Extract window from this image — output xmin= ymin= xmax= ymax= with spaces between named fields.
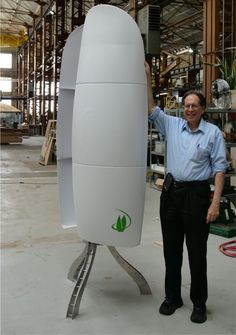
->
xmin=0 ymin=53 xmax=12 ymax=100
xmin=0 ymin=53 xmax=12 ymax=68
xmin=0 ymin=77 xmax=12 ymax=92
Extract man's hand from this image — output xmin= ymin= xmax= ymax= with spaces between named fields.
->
xmin=144 ymin=61 xmax=151 ymax=77
xmin=206 ymin=172 xmax=224 ymax=224
xmin=206 ymin=201 xmax=220 ymax=224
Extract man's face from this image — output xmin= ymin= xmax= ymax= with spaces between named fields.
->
xmin=183 ymin=94 xmax=204 ymax=129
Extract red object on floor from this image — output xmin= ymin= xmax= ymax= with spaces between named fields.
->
xmin=219 ymin=240 xmax=236 ymax=257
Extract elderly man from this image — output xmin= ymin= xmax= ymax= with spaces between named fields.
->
xmin=145 ymin=62 xmax=227 ymax=323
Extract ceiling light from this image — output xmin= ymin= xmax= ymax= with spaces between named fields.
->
xmin=176 ymin=47 xmax=193 ymax=55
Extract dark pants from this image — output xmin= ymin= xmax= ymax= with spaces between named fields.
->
xmin=160 ymin=181 xmax=211 ymax=306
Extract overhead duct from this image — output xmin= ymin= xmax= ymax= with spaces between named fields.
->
xmin=138 ymin=5 xmax=160 ymax=56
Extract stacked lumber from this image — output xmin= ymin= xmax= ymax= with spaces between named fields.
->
xmin=0 ymin=128 xmax=23 ymax=144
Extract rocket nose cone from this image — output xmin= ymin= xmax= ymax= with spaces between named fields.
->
xmin=83 ymin=5 xmax=141 ymax=46
xmin=77 ymin=4 xmax=145 ymax=84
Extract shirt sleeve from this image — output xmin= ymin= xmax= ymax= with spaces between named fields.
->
xmin=211 ymin=128 xmax=228 ymax=174
xmin=148 ymin=106 xmax=167 ymax=137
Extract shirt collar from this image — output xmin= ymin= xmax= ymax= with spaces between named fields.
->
xmin=181 ymin=118 xmax=206 ymax=133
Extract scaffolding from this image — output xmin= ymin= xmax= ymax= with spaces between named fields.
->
xmin=16 ymin=1 xmax=100 ymax=135
xmin=16 ymin=0 xmax=235 ymax=132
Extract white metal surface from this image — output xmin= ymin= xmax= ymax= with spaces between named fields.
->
xmin=58 ymin=5 xmax=147 ymax=246
xmin=57 ymin=26 xmax=83 ymax=229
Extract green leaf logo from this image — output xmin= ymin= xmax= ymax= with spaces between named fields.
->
xmin=112 ymin=209 xmax=132 ymax=232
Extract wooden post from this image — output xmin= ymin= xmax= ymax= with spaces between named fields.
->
xmin=203 ymin=0 xmax=220 ymax=103
xmin=129 ymin=0 xmax=137 ymax=21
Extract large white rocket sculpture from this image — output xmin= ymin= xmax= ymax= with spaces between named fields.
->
xmin=57 ymin=5 xmax=147 ymax=247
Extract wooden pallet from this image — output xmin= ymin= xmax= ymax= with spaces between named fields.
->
xmin=39 ymin=120 xmax=57 ymax=165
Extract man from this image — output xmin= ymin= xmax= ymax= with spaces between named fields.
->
xmin=145 ymin=62 xmax=228 ymax=323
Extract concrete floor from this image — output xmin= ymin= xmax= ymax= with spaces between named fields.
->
xmin=1 ymin=136 xmax=236 ymax=335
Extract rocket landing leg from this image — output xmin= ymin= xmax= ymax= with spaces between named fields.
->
xmin=66 ymin=241 xmax=152 ymax=319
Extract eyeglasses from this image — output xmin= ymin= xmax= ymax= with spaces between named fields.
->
xmin=183 ymin=104 xmax=201 ymax=110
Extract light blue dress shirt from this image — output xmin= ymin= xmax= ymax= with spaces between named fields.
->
xmin=149 ymin=107 xmax=228 ymax=181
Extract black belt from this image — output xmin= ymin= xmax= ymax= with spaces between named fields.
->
xmin=172 ymin=180 xmax=208 ymax=188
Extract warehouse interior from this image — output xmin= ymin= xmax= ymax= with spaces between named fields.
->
xmin=1 ymin=1 xmax=236 ymax=334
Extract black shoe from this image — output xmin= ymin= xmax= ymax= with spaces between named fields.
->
xmin=159 ymin=298 xmax=183 ymax=315
xmin=190 ymin=305 xmax=207 ymax=323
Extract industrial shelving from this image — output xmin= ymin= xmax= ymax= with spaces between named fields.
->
xmin=148 ymin=108 xmax=179 ymax=189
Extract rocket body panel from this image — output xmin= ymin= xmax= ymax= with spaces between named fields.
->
xmin=57 ymin=25 xmax=83 ymax=159
xmin=59 ymin=25 xmax=83 ymax=90
xmin=57 ymin=159 xmax=77 ymax=228
xmin=72 ymin=164 xmax=146 ymax=246
xmin=77 ymin=6 xmax=144 ymax=85
xmin=77 ymin=45 xmax=145 ymax=85
xmin=72 ymin=84 xmax=147 ymax=167
xmin=57 ymin=89 xmax=74 ymax=159
xmin=57 ymin=26 xmax=83 ymax=229
xmin=72 ymin=5 xmax=147 ymax=246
